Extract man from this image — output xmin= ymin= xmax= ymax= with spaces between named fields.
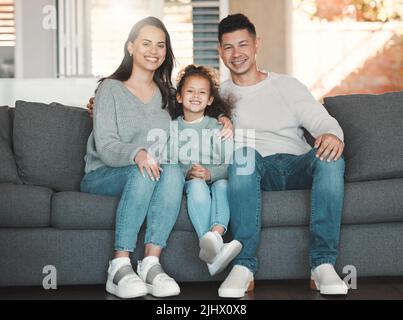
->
xmin=217 ymin=14 xmax=348 ymax=298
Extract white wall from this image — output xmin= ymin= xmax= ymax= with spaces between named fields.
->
xmin=15 ymin=0 xmax=58 ymax=78
xmin=229 ymin=0 xmax=293 ymax=74
xmin=0 ymin=78 xmax=98 ymax=108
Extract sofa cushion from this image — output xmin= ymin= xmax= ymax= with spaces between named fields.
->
xmin=51 ymin=192 xmax=118 ymax=230
xmin=51 ymin=192 xmax=194 ymax=231
xmin=261 ymin=178 xmax=403 ymax=227
xmin=53 ymin=178 xmax=403 ymax=230
xmin=13 ymin=101 xmax=93 ymax=191
xmin=0 ymin=107 xmax=22 ymax=184
xmin=324 ymin=92 xmax=403 ymax=182
xmin=0 ymin=183 xmax=52 ymax=227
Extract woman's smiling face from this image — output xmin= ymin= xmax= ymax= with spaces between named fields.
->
xmin=128 ymin=25 xmax=167 ymax=72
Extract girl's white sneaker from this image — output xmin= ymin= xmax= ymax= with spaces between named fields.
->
xmin=207 ymin=240 xmax=242 ymax=276
xmin=199 ymin=231 xmax=223 ymax=264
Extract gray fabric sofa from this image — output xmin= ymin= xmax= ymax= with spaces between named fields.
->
xmin=1 ymin=92 xmax=403 ymax=287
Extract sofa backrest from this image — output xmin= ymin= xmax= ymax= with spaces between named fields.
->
xmin=12 ymin=101 xmax=93 ymax=192
xmin=324 ymin=91 xmax=403 ymax=182
xmin=0 ymin=106 xmax=22 ymax=185
xmin=3 ymin=91 xmax=403 ymax=189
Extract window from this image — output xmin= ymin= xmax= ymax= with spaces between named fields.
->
xmin=192 ymin=0 xmax=220 ymax=69
xmin=0 ymin=0 xmax=15 ymax=78
xmin=0 ymin=0 xmax=14 ymax=47
xmin=89 ymin=0 xmax=154 ymax=78
xmin=89 ymin=0 xmax=194 ymax=78
xmin=164 ymin=0 xmax=193 ymax=78
xmin=56 ymin=0 xmax=224 ymax=79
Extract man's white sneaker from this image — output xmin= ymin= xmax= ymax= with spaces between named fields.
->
xmin=310 ymin=263 xmax=349 ymax=295
xmin=137 ymin=256 xmax=180 ymax=298
xmin=207 ymin=240 xmax=242 ymax=276
xmin=218 ymin=265 xmax=254 ymax=299
xmin=105 ymin=259 xmax=148 ymax=299
xmin=199 ymin=231 xmax=223 ymax=264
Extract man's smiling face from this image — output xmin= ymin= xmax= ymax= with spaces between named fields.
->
xmin=219 ymin=29 xmax=260 ymax=77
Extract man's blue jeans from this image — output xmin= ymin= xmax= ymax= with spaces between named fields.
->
xmin=228 ymin=147 xmax=345 ymax=274
xmin=81 ymin=164 xmax=185 ymax=252
xmin=184 ymin=179 xmax=230 ymax=239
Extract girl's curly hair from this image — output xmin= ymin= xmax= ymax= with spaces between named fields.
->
xmin=168 ymin=64 xmax=234 ymax=120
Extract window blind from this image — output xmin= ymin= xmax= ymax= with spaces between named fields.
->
xmin=0 ymin=0 xmax=15 ymax=47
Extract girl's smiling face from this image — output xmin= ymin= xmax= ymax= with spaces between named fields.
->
xmin=177 ymin=76 xmax=214 ymax=116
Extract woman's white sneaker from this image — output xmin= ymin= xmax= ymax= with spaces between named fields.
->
xmin=310 ymin=263 xmax=349 ymax=295
xmin=207 ymin=240 xmax=242 ymax=276
xmin=106 ymin=258 xmax=148 ymax=299
xmin=218 ymin=265 xmax=254 ymax=299
xmin=199 ymin=231 xmax=223 ymax=264
xmin=137 ymin=256 xmax=180 ymax=298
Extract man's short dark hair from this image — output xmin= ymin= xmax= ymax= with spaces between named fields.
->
xmin=218 ymin=14 xmax=257 ymax=44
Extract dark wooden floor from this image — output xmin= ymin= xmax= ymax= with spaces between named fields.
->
xmin=1 ymin=277 xmax=403 ymax=300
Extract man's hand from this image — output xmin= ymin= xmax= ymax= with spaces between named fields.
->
xmin=186 ymin=164 xmax=211 ymax=182
xmin=87 ymin=97 xmax=95 ymax=118
xmin=217 ymin=116 xmax=234 ymax=140
xmin=315 ymin=133 xmax=344 ymax=162
xmin=134 ymin=150 xmax=162 ymax=181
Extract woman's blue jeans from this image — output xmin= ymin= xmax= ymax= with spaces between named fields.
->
xmin=228 ymin=147 xmax=345 ymax=274
xmin=81 ymin=164 xmax=185 ymax=252
xmin=184 ymin=179 xmax=230 ymax=239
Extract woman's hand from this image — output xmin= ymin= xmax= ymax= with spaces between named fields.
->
xmin=87 ymin=97 xmax=95 ymax=118
xmin=186 ymin=164 xmax=211 ymax=182
xmin=134 ymin=150 xmax=162 ymax=181
xmin=217 ymin=116 xmax=234 ymax=140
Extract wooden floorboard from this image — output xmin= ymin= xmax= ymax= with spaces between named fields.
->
xmin=1 ymin=277 xmax=403 ymax=300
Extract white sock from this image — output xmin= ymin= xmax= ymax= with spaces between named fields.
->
xmin=109 ymin=257 xmax=131 ymax=276
xmin=141 ymin=256 xmax=159 ymax=268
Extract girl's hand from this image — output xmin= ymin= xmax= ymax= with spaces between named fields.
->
xmin=187 ymin=164 xmax=211 ymax=182
xmin=217 ymin=116 xmax=234 ymax=140
xmin=134 ymin=150 xmax=162 ymax=181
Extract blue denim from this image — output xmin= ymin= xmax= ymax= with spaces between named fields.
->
xmin=184 ymin=179 xmax=230 ymax=239
xmin=228 ymin=147 xmax=345 ymax=274
xmin=80 ymin=164 xmax=185 ymax=252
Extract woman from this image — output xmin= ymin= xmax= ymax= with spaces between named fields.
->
xmin=81 ymin=17 xmax=184 ymax=299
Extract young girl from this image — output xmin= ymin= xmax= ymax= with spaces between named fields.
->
xmin=168 ymin=65 xmax=242 ymax=276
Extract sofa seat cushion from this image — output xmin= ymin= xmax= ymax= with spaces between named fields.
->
xmin=51 ymin=192 xmax=194 ymax=231
xmin=51 ymin=192 xmax=118 ymax=230
xmin=13 ymin=101 xmax=93 ymax=192
xmin=324 ymin=92 xmax=403 ymax=182
xmin=262 ymin=178 xmax=403 ymax=227
xmin=0 ymin=107 xmax=21 ymax=184
xmin=53 ymin=178 xmax=403 ymax=230
xmin=0 ymin=183 xmax=52 ymax=227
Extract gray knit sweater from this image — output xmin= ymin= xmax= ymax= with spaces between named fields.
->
xmin=84 ymin=79 xmax=171 ymax=174
xmin=166 ymin=116 xmax=233 ymax=183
